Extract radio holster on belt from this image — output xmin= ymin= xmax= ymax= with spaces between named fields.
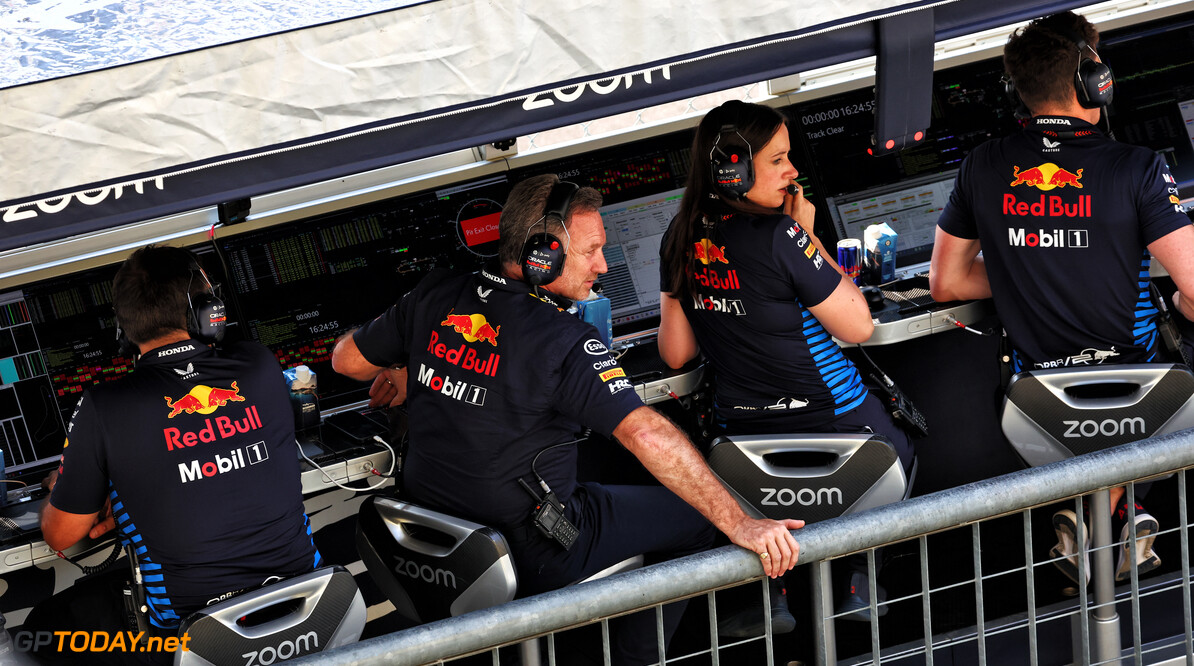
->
xmin=122 ymin=544 xmax=150 ymax=634
xmin=1151 ymin=282 xmax=1192 ymax=367
xmin=853 ymin=347 xmax=929 ymax=438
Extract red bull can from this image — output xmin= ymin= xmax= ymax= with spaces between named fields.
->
xmin=836 ymin=239 xmax=862 ymax=284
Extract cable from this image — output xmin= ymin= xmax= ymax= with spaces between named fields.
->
xmin=944 ymin=313 xmax=990 ymax=336
xmin=57 ymin=538 xmax=123 ymax=577
xmin=528 ymin=433 xmax=589 ymax=495
xmin=299 ymin=434 xmax=397 ymax=493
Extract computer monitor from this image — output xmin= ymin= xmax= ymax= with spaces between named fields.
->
xmin=825 ymin=170 xmax=958 ymax=269
xmin=1099 ymin=14 xmax=1194 ymax=192
xmin=0 ymin=264 xmax=134 ymax=475
xmin=597 ymin=187 xmax=685 ymax=329
xmin=218 ymin=174 xmax=509 ymax=410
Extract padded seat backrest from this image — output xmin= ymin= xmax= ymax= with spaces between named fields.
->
xmin=707 ymin=433 xmax=907 ymax=523
xmin=175 ymin=565 xmax=365 ymax=666
xmin=1001 ymin=363 xmax=1194 ymax=467
xmin=356 ymin=496 xmax=517 ymax=623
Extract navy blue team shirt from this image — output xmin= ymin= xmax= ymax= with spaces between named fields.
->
xmin=353 ymin=267 xmax=643 ymax=530
xmin=937 ymin=116 xmax=1191 ymax=370
xmin=660 ymin=212 xmax=868 ymax=430
xmin=51 ymin=339 xmax=321 ymax=629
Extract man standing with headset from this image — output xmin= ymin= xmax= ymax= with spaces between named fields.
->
xmin=29 ymin=245 xmax=320 ymax=663
xmin=333 ymin=174 xmax=803 ymax=663
xmin=930 ymin=11 xmax=1194 ymax=585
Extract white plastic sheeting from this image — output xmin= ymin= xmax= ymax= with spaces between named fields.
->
xmin=0 ymin=0 xmax=913 ymax=206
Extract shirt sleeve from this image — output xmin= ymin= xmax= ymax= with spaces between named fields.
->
xmin=936 ymin=161 xmax=979 ymax=240
xmin=1137 ymin=157 xmax=1192 ymax=245
xmin=353 ymin=290 xmax=415 ymax=368
xmin=771 ymin=217 xmax=841 ymax=308
xmin=551 ymin=335 xmax=644 ymax=437
xmin=658 ymin=219 xmax=677 ymax=294
xmin=49 ymin=394 xmax=111 ymax=515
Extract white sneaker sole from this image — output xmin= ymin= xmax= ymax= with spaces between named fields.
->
xmin=1115 ymin=514 xmax=1161 ymax=582
xmin=1050 ymin=509 xmax=1090 ymax=585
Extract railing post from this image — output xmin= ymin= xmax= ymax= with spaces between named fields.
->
xmin=811 ymin=560 xmax=837 ymax=666
xmin=1089 ymin=488 xmax=1122 ymax=665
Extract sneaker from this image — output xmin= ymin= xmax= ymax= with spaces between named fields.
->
xmin=717 ymin=580 xmax=796 ymax=638
xmin=1050 ymin=509 xmax=1091 ymax=585
xmin=836 ymin=571 xmax=888 ymax=621
xmin=1112 ymin=499 xmax=1161 ymax=582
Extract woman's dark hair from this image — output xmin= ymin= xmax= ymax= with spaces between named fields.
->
xmin=660 ymin=100 xmax=788 ymax=301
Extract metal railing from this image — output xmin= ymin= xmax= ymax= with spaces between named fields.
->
xmin=292 ymin=428 xmax=1194 ymax=666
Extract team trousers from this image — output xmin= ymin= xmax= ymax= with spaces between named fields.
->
xmin=506 ymin=482 xmax=716 ymax=666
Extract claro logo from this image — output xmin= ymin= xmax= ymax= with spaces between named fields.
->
xmin=242 ymin=631 xmax=318 ymax=666
xmin=1063 ymin=417 xmax=1145 ymax=438
xmin=522 ymin=67 xmax=671 ymax=110
xmin=761 ymin=487 xmax=843 ymax=506
xmin=395 ymin=555 xmax=458 ymax=589
xmin=3 ymin=178 xmax=166 ymax=223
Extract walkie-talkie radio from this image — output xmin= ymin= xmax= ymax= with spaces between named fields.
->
xmin=519 ymin=479 xmax=580 ymax=550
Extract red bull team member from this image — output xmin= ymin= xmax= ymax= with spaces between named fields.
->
xmin=930 ymin=12 xmax=1194 ymax=585
xmin=657 ymin=100 xmax=915 ymax=620
xmin=333 ymin=174 xmax=803 ymax=664
xmin=29 ymin=246 xmax=320 ymax=662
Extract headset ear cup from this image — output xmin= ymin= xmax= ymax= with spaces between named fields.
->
xmin=1004 ymin=77 xmax=1031 ymax=120
xmin=1076 ymin=58 xmax=1113 ymax=108
xmin=521 ymin=233 xmax=567 ymax=286
xmin=116 ymin=327 xmax=137 ymax=357
xmin=710 ymin=146 xmax=754 ymax=199
xmin=187 ymin=291 xmax=227 ymax=343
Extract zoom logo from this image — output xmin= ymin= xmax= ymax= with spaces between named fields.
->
xmin=394 ymin=555 xmax=458 ymax=589
xmin=760 ymin=487 xmax=843 ymax=506
xmin=242 ymin=631 xmax=318 ymax=665
xmin=1063 ymin=417 xmax=1145 ymax=438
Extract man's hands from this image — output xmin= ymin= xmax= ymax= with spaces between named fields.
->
xmin=88 ymin=499 xmax=115 ymax=540
xmin=368 ymin=367 xmax=408 ymax=408
xmin=725 ymin=516 xmax=805 ymax=578
xmin=39 ymin=469 xmax=115 ymax=551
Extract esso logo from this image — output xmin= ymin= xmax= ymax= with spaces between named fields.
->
xmin=584 ymin=340 xmax=608 ymax=356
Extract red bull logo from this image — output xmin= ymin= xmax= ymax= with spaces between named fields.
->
xmin=1003 ymin=194 xmax=1091 ymax=218
xmin=164 ymin=382 xmax=245 ymax=418
xmin=441 ymin=311 xmax=500 ymax=346
xmin=1009 ymin=163 xmax=1084 ymax=190
xmin=426 ymin=330 xmax=501 ymax=377
xmin=693 ymin=239 xmax=729 ymax=265
xmin=164 ymin=406 xmax=264 ymax=451
xmin=692 ymin=266 xmax=740 ymax=290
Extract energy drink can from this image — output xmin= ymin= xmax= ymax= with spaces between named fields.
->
xmin=837 ymin=239 xmax=863 ymax=284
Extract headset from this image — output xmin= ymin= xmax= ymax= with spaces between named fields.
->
xmin=1004 ymin=19 xmax=1114 ymax=118
xmin=186 ymin=260 xmax=227 ymax=344
xmin=709 ymin=125 xmax=754 ymax=199
xmin=520 ymin=181 xmax=579 ymax=286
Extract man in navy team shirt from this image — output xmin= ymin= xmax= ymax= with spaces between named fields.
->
xmin=930 ymin=11 xmax=1194 ymax=584
xmin=333 ymin=174 xmax=804 ymax=663
xmin=30 ymin=245 xmax=320 ymax=664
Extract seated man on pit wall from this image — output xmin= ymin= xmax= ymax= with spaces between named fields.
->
xmin=930 ymin=11 xmax=1194 ymax=585
xmin=332 ymin=173 xmax=804 ymax=664
xmin=26 ymin=245 xmax=321 ymax=665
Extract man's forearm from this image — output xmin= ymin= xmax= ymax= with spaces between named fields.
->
xmin=615 ymin=408 xmax=747 ymax=533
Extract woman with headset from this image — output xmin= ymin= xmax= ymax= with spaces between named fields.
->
xmin=657 ymin=99 xmax=914 ymax=622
